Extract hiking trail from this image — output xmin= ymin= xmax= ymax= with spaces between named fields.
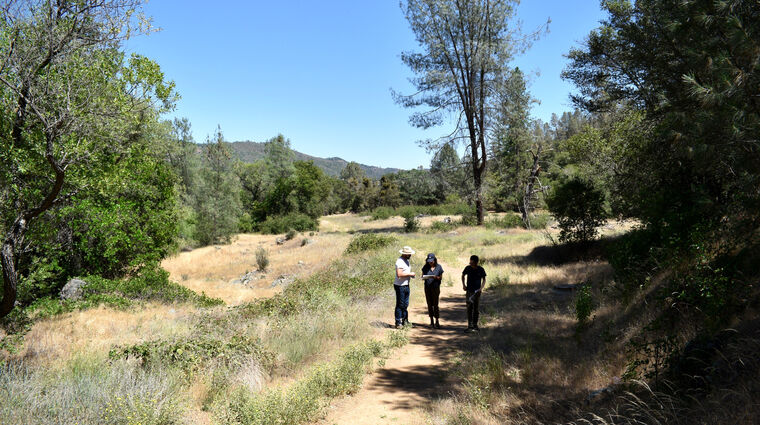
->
xmin=318 ymin=263 xmax=468 ymax=425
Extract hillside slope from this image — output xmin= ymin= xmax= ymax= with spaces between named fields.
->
xmin=227 ymin=141 xmax=399 ymax=179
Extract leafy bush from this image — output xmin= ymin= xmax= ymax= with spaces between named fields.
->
xmin=546 ymin=177 xmax=606 ymax=242
xmin=460 ymin=209 xmax=480 ymax=226
xmin=575 ymin=283 xmax=594 ymax=325
xmin=110 ymin=334 xmax=273 ymax=374
xmin=257 ymin=213 xmax=318 ymax=234
xmin=285 ymin=229 xmax=297 ymax=240
xmin=428 ymin=220 xmax=457 ymax=233
xmin=369 ymin=206 xmax=395 ymax=220
xmin=485 ymin=213 xmax=523 ymax=229
xmin=344 ymin=233 xmax=397 ymax=255
xmin=401 ymin=209 xmax=419 ymax=233
xmin=255 ymin=247 xmax=269 ymax=272
xmin=525 ymin=212 xmax=551 ymax=230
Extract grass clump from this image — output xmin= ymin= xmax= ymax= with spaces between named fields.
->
xmin=216 ymin=331 xmax=408 ymax=425
xmin=255 ymin=246 xmax=269 ymax=271
xmin=344 ymin=233 xmax=397 ymax=254
xmin=110 ymin=334 xmax=273 ymax=375
xmin=428 ymin=220 xmax=457 ymax=233
xmin=485 ymin=213 xmax=523 ymax=229
xmin=0 ymin=355 xmax=184 ymax=425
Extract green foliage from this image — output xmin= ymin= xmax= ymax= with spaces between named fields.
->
xmin=546 ymin=178 xmax=606 ymax=243
xmin=484 ymin=214 xmax=523 ymax=229
xmin=344 ymin=234 xmax=397 ymax=255
xmin=401 ymin=209 xmax=420 ymax=233
xmin=219 ymin=332 xmax=405 ymax=425
xmin=256 ymin=213 xmax=319 ymax=234
xmin=285 ymin=229 xmax=298 ymax=241
xmin=459 ymin=210 xmax=481 ymax=226
xmin=574 ymin=283 xmax=594 ymax=325
xmin=194 ymin=128 xmax=242 ymax=246
xmin=255 ymin=247 xmax=269 ymax=272
xmin=428 ymin=220 xmax=457 ymax=233
xmin=110 ymin=334 xmax=273 ymax=375
xmin=244 ymin=252 xmax=393 ymax=318
xmin=370 ymin=206 xmax=395 ymax=220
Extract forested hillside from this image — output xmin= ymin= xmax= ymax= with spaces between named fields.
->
xmin=227 ymin=141 xmax=399 ymax=179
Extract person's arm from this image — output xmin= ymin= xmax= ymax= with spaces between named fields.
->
xmin=480 ymin=269 xmax=487 ymax=291
xmin=461 ymin=272 xmax=467 ymax=291
xmin=436 ymin=270 xmax=443 ymax=281
xmin=396 ymin=267 xmax=415 ymax=278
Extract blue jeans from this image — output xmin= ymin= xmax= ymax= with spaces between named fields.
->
xmin=394 ymin=284 xmax=410 ymax=325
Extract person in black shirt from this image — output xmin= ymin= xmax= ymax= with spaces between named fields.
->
xmin=461 ymin=255 xmax=486 ymax=332
xmin=421 ymin=253 xmax=444 ymax=329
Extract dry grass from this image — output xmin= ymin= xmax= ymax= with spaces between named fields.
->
xmin=162 ymin=232 xmax=352 ymax=305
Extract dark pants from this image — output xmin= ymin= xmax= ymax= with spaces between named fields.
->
xmin=394 ymin=284 xmax=410 ymax=325
xmin=424 ymin=284 xmax=440 ymax=319
xmin=466 ymin=289 xmax=481 ymax=328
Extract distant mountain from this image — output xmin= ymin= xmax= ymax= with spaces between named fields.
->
xmin=226 ymin=141 xmax=400 ymax=179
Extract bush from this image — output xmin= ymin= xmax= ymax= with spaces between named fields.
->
xmin=369 ymin=206 xmax=395 ymax=220
xmin=428 ymin=220 xmax=456 ymax=233
xmin=459 ymin=209 xmax=480 ymax=226
xmin=575 ymin=283 xmax=594 ymax=325
xmin=485 ymin=213 xmax=522 ymax=229
xmin=525 ymin=212 xmax=551 ymax=230
xmin=257 ymin=213 xmax=318 ymax=234
xmin=285 ymin=229 xmax=297 ymax=240
xmin=255 ymin=247 xmax=269 ymax=272
xmin=344 ymin=234 xmax=397 ymax=255
xmin=546 ymin=177 xmax=606 ymax=243
xmin=400 ymin=210 xmax=419 ymax=233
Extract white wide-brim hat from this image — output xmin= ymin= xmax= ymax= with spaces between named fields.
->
xmin=399 ymin=246 xmax=416 ymax=255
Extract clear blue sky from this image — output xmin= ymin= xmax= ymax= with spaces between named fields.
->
xmin=127 ymin=1 xmax=607 ymax=170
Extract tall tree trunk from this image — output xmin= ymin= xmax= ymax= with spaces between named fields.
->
xmin=0 ymin=219 xmax=26 ymax=317
xmin=521 ymin=144 xmax=543 ymax=228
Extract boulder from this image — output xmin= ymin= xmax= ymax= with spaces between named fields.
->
xmin=276 ymin=237 xmax=286 ymax=245
xmin=60 ymin=278 xmax=88 ymax=301
xmin=270 ymin=275 xmax=295 ymax=288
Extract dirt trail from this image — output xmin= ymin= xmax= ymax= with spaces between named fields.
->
xmin=319 ymin=263 xmax=468 ymax=425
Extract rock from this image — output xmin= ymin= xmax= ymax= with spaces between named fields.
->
xmin=232 ymin=271 xmax=260 ymax=286
xmin=495 ymin=230 xmax=507 ymax=235
xmin=297 ymin=261 xmax=305 ymax=266
xmin=448 ymin=231 xmax=459 ymax=236
xmin=553 ymin=283 xmax=578 ymax=292
xmin=270 ymin=275 xmax=295 ymax=288
xmin=276 ymin=237 xmax=286 ymax=245
xmin=60 ymin=278 xmax=88 ymax=301
xmin=181 ymin=246 xmax=194 ymax=252
xmin=443 ymin=217 xmax=452 ymax=224
xmin=301 ymin=238 xmax=314 ymax=246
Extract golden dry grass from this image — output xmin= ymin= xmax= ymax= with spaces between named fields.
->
xmin=161 ymin=232 xmax=352 ymax=305
xmin=15 ymin=303 xmax=195 ymax=366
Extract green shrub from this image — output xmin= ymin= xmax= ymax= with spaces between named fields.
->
xmin=546 ymin=177 xmax=606 ymax=242
xmin=459 ymin=209 xmax=480 ymax=226
xmin=369 ymin=206 xmax=395 ymax=220
xmin=255 ymin=247 xmax=269 ymax=272
xmin=257 ymin=213 xmax=319 ymax=234
xmin=575 ymin=283 xmax=594 ymax=325
xmin=285 ymin=229 xmax=297 ymax=240
xmin=110 ymin=334 xmax=273 ymax=374
xmin=219 ymin=332 xmax=406 ymax=425
xmin=527 ymin=212 xmax=551 ymax=229
xmin=485 ymin=213 xmax=522 ymax=229
xmin=428 ymin=220 xmax=456 ymax=233
xmin=399 ymin=209 xmax=419 ymax=233
xmin=344 ymin=234 xmax=397 ymax=255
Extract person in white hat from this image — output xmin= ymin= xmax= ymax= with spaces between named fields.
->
xmin=393 ymin=246 xmax=416 ymax=328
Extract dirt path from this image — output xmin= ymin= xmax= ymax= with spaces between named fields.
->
xmin=319 ymin=265 xmax=468 ymax=425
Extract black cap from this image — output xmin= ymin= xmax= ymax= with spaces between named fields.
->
xmin=426 ymin=253 xmax=437 ymax=262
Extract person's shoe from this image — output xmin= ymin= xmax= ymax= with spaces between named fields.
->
xmin=473 ymin=325 xmax=480 ymax=332
xmin=430 ymin=319 xmax=435 ymax=328
xmin=464 ymin=327 xmax=474 ymax=333
xmin=435 ymin=320 xmax=441 ymax=329
xmin=394 ymin=324 xmax=401 ymax=329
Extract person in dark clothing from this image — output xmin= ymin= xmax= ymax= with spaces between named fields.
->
xmin=461 ymin=255 xmax=486 ymax=332
xmin=421 ymin=253 xmax=444 ymax=329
